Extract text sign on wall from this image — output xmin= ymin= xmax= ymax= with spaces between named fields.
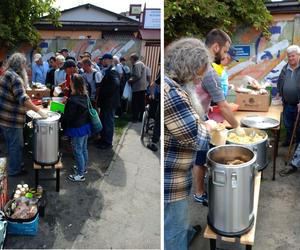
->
xmin=143 ymin=9 xmax=161 ymax=29
xmin=232 ymin=45 xmax=251 ymax=57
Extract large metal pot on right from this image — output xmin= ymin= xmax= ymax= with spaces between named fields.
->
xmin=207 ymin=145 xmax=258 ymax=236
xmin=226 ymin=128 xmax=269 ymax=171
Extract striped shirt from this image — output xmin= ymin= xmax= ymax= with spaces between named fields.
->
xmin=0 ymin=70 xmax=30 ymax=128
xmin=196 ymin=65 xmax=225 ymax=114
xmin=164 ymin=76 xmax=210 ymax=203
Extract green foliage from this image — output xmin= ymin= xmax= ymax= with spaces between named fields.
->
xmin=0 ymin=0 xmax=60 ymax=48
xmin=164 ymin=0 xmax=273 ymax=44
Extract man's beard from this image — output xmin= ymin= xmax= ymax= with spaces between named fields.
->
xmin=214 ymin=50 xmax=222 ymax=64
xmin=182 ymin=81 xmax=205 ymax=120
xmin=19 ymin=68 xmax=29 ymax=89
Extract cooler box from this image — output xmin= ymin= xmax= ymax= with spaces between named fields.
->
xmin=6 ymin=213 xmax=39 ymax=236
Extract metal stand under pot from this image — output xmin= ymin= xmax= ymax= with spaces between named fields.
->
xmin=206 ymin=145 xmax=259 ymax=237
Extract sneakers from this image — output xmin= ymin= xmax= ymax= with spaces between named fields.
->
xmin=194 ymin=192 xmax=208 ymax=204
xmin=72 ymin=165 xmax=87 ymax=174
xmin=68 ymin=174 xmax=85 ymax=182
xmin=147 ymin=143 xmax=158 ymax=152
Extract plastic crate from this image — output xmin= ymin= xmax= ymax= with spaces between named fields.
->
xmin=7 ymin=213 xmax=39 ymax=236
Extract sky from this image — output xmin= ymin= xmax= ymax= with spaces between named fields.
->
xmin=53 ymin=0 xmax=162 ymax=13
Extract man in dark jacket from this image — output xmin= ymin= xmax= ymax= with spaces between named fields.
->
xmin=96 ymin=53 xmax=120 ymax=149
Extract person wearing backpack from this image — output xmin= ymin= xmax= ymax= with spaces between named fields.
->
xmin=116 ymin=57 xmax=131 ymax=117
xmin=81 ymin=58 xmax=103 ymax=107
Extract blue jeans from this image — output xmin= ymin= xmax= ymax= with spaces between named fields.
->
xmin=164 ymin=199 xmax=196 ymax=250
xmin=0 ymin=125 xmax=23 ymax=175
xmin=283 ymin=104 xmax=300 ymax=143
xmin=101 ymin=108 xmax=115 ymax=145
xmin=71 ymin=135 xmax=88 ymax=176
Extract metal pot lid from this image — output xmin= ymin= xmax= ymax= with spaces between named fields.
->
xmin=241 ymin=116 xmax=279 ymax=129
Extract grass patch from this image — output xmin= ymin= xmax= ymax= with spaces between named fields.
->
xmin=115 ymin=114 xmax=131 ymax=137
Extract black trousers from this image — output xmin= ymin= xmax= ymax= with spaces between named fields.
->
xmin=152 ymin=100 xmax=160 ymax=143
xmin=132 ymin=90 xmax=145 ymax=121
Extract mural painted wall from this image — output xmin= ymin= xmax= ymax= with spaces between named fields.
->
xmin=228 ymin=15 xmax=300 ymax=97
xmin=1 ymin=38 xmax=142 ymax=66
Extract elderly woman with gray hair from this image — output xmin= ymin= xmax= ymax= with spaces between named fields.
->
xmin=0 ymin=53 xmax=48 ymax=176
xmin=164 ymin=38 xmax=216 ymax=250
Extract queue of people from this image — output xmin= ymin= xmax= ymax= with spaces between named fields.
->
xmin=0 ymin=49 xmax=161 ymax=182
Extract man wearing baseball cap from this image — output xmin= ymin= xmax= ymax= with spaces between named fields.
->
xmin=96 ymin=53 xmax=120 ymax=149
xmin=59 ymin=59 xmax=77 ymax=97
xmin=32 ymin=53 xmax=49 ymax=84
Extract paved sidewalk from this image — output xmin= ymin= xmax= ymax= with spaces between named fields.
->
xmin=71 ymin=122 xmax=161 ymax=249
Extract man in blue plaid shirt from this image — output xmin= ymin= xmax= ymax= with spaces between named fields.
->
xmin=0 ymin=53 xmax=48 ymax=176
xmin=164 ymin=38 xmax=217 ymax=250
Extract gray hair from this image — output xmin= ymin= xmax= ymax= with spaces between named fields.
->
xmin=287 ymin=45 xmax=300 ymax=54
xmin=6 ymin=53 xmax=27 ymax=74
xmin=165 ymin=38 xmax=211 ymax=83
xmin=56 ymin=54 xmax=65 ymax=63
xmin=6 ymin=53 xmax=29 ymax=87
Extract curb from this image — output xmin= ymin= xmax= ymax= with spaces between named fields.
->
xmin=103 ymin=122 xmax=131 ymax=177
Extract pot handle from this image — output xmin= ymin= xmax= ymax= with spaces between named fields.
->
xmin=253 ymin=163 xmax=260 ymax=176
xmin=212 ymin=170 xmax=226 ymax=186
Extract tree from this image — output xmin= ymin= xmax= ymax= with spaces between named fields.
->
xmin=0 ymin=0 xmax=60 ymax=48
xmin=164 ymin=0 xmax=273 ymax=44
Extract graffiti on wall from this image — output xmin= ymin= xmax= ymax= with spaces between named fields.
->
xmin=2 ymin=38 xmax=141 ymax=66
xmin=38 ymin=38 xmax=141 ymax=63
xmin=228 ymin=21 xmax=295 ymax=96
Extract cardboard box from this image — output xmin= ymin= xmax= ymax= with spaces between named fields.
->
xmin=235 ymin=92 xmax=270 ymax=112
xmin=26 ymin=88 xmax=51 ymax=99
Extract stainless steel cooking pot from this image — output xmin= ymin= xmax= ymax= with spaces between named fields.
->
xmin=207 ymin=145 xmax=258 ymax=236
xmin=33 ymin=111 xmax=61 ymax=165
xmin=227 ymin=128 xmax=269 ymax=171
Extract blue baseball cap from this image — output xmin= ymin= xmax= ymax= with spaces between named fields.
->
xmin=228 ymin=47 xmax=239 ymax=62
xmin=102 ymin=53 xmax=113 ymax=60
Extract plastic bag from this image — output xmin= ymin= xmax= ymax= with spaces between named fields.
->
xmin=122 ymin=82 xmax=132 ymax=101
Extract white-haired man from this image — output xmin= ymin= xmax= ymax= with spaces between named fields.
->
xmin=32 ymin=53 xmax=49 ymax=84
xmin=0 ymin=53 xmax=48 ymax=176
xmin=278 ymin=45 xmax=300 ymax=175
xmin=54 ymin=54 xmax=66 ymax=87
xmin=164 ymin=38 xmax=217 ymax=250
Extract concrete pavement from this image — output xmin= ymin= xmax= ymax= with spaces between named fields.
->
xmin=71 ymin=122 xmax=161 ymax=249
xmin=2 ymin=122 xmax=160 ymax=249
xmin=189 ymin=145 xmax=300 ymax=250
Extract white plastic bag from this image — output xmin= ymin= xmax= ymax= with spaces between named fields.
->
xmin=122 ymin=81 xmax=132 ymax=101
